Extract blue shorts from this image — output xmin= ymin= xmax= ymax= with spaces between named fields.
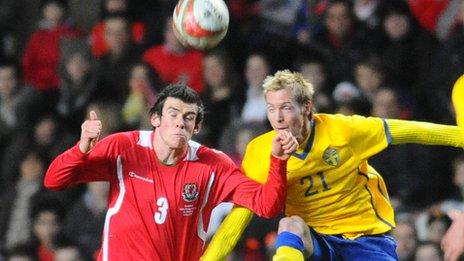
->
xmin=310 ymin=229 xmax=398 ymax=261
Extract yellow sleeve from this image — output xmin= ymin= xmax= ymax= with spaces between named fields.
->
xmin=273 ymin=246 xmax=305 ymax=261
xmin=201 ymin=207 xmax=254 ymax=260
xmin=452 ymin=74 xmax=464 ymax=128
xmin=201 ymin=135 xmax=271 ymax=260
xmin=387 ymin=119 xmax=464 ymax=147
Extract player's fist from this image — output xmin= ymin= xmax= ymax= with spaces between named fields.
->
xmin=79 ymin=111 xmax=102 ymax=153
xmin=271 ymin=130 xmax=298 ymax=161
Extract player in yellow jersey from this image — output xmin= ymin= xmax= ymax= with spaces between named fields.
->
xmin=202 ymin=70 xmax=464 ymax=260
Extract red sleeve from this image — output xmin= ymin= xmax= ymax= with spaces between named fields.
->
xmin=22 ymin=33 xmax=38 ymax=87
xmin=211 ymin=154 xmax=287 ymax=218
xmin=44 ymin=133 xmax=132 ymax=190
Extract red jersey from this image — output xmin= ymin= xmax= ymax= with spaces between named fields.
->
xmin=143 ymin=46 xmax=204 ymax=93
xmin=45 ymin=131 xmax=287 ymax=261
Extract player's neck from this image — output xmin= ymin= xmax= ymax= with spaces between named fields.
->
xmin=298 ymin=119 xmax=312 ymax=145
xmin=154 ymin=144 xmax=187 ymax=166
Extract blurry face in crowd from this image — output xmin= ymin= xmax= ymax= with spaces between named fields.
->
xmin=414 ymin=244 xmax=443 ymax=261
xmin=104 ymin=18 xmax=130 ymax=54
xmin=105 ymin=0 xmax=127 ymax=13
xmin=151 ymin=97 xmax=200 ymax=150
xmin=245 ymin=55 xmax=269 ymax=88
xmin=371 ymin=89 xmax=400 ymax=118
xmin=453 ymin=161 xmax=464 ymax=188
xmin=325 ymin=2 xmax=353 ymax=39
xmin=392 ymin=222 xmax=417 ymax=261
xmin=427 ymin=219 xmax=449 ymax=244
xmin=300 ymin=62 xmax=325 ymax=92
xmin=66 ymin=53 xmax=91 ymax=83
xmin=129 ymin=64 xmax=150 ymax=91
xmin=355 ymin=64 xmax=382 ymax=94
xmin=34 ymin=117 xmax=57 ymax=146
xmin=0 ymin=67 xmax=17 ymax=98
xmin=234 ymin=129 xmax=253 ymax=156
xmin=43 ymin=2 xmax=65 ymax=25
xmin=384 ymin=13 xmax=410 ymax=40
xmin=33 ymin=211 xmax=61 ymax=245
xmin=203 ymin=55 xmax=226 ymax=88
xmin=20 ymin=152 xmax=44 ymax=181
xmin=55 ymin=247 xmax=83 ymax=261
xmin=164 ymin=19 xmax=184 ymax=52
xmin=265 ymin=88 xmax=312 ymax=144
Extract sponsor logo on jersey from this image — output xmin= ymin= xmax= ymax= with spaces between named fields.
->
xmin=182 ymin=183 xmax=199 ymax=202
xmin=323 ymin=147 xmax=339 ymax=166
xmin=128 ymin=171 xmax=154 ymax=183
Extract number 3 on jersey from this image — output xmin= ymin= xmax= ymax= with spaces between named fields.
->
xmin=154 ymin=197 xmax=168 ymax=224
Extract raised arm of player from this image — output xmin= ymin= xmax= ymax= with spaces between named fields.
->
xmin=215 ymin=130 xmax=297 ymax=218
xmin=202 ymin=131 xmax=297 ymax=260
xmin=44 ymin=111 xmax=125 ymax=190
xmin=79 ymin=110 xmax=102 ymax=153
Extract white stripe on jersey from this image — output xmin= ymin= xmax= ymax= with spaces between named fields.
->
xmin=103 ymin=156 xmax=126 ymax=261
xmin=197 ymin=172 xmax=215 ymax=244
xmin=137 ymin=131 xmax=153 ymax=149
xmin=186 ymin=140 xmax=201 ymax=161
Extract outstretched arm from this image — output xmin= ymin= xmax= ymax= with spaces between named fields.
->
xmin=452 ymin=75 xmax=464 ymax=128
xmin=201 ymin=207 xmax=254 ymax=260
xmin=386 ymin=119 xmax=464 ymax=147
xmin=387 ymin=74 xmax=464 ymax=147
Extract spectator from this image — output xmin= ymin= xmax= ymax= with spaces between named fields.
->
xmin=56 ymin=39 xmax=97 ymax=132
xmin=94 ymin=15 xmax=141 ymax=105
xmin=121 ymin=62 xmax=159 ymax=129
xmin=63 ymin=182 xmax=108 ymax=259
xmin=240 ymin=53 xmax=271 ymax=124
xmin=22 ymin=0 xmax=80 ymax=103
xmin=0 ymin=150 xmax=46 ymax=252
xmin=198 ymin=49 xmax=244 ymax=147
xmin=143 ymin=18 xmax=204 ymax=93
xmin=90 ymin=0 xmax=146 ymax=58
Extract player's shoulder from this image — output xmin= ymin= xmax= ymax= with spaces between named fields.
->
xmin=315 ymin=113 xmax=382 ymax=127
xmin=191 ymin=141 xmax=238 ymax=171
xmin=188 ymin=140 xmax=233 ymax=163
xmin=248 ymin=130 xmax=275 ymax=148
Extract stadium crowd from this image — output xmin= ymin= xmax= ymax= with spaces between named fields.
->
xmin=0 ymin=0 xmax=463 ymax=260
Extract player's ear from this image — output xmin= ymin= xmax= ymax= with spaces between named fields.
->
xmin=193 ymin=122 xmax=202 ymax=134
xmin=151 ymin=113 xmax=161 ymax=128
xmin=304 ymin=101 xmax=313 ymax=116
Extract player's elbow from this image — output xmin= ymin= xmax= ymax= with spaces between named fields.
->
xmin=256 ymin=202 xmax=284 ymax=219
xmin=43 ymin=173 xmax=67 ymax=191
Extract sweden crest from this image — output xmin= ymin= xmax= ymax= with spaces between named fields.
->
xmin=323 ymin=147 xmax=339 ymax=166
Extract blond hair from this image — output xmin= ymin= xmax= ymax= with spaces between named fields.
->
xmin=262 ymin=70 xmax=314 ymax=106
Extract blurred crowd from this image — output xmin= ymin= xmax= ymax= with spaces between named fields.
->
xmin=0 ymin=0 xmax=463 ymax=260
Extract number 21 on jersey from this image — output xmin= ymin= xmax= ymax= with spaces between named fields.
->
xmin=154 ymin=197 xmax=168 ymax=224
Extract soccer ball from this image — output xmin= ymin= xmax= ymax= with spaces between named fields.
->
xmin=172 ymin=0 xmax=229 ymax=50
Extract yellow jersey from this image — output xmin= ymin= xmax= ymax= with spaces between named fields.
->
xmin=242 ymin=113 xmax=394 ymax=238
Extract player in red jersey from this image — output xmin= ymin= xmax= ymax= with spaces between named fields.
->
xmin=44 ymin=83 xmax=298 ymax=261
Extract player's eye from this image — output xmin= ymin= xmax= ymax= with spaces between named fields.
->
xmin=184 ymin=115 xmax=196 ymax=122
xmin=267 ymin=107 xmax=275 ymax=113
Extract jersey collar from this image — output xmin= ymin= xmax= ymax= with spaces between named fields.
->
xmin=292 ymin=119 xmax=315 ymax=160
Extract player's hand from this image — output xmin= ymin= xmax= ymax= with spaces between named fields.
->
xmin=271 ymin=130 xmax=298 ymax=161
xmin=277 ymin=216 xmax=313 ymax=254
xmin=442 ymin=210 xmax=464 ymax=261
xmin=79 ymin=111 xmax=102 ymax=154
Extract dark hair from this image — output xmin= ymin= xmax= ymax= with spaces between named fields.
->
xmin=149 ymin=84 xmax=204 ymax=125
xmin=30 ymin=194 xmax=66 ymax=224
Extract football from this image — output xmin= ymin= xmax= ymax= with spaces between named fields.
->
xmin=172 ymin=0 xmax=229 ymax=50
